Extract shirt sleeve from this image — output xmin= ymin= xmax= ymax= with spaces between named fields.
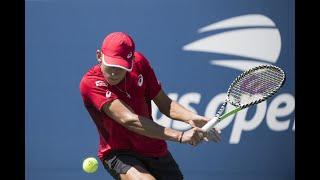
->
xmin=80 ymin=78 xmax=118 ymax=111
xmin=137 ymin=52 xmax=162 ymax=101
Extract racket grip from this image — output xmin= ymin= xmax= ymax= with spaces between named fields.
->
xmin=201 ymin=116 xmax=219 ymax=132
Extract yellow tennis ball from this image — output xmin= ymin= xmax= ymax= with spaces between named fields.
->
xmin=82 ymin=157 xmax=98 ymax=173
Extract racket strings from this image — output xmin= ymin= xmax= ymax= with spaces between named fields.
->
xmin=242 ymin=71 xmax=279 ymax=95
xmin=228 ymin=67 xmax=285 ymax=106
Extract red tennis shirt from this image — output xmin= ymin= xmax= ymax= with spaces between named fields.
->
xmin=80 ymin=52 xmax=168 ymax=160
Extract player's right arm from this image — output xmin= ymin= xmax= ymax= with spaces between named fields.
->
xmin=102 ymin=99 xmax=206 ymax=146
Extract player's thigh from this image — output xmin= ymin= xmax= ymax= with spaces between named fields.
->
xmin=144 ymin=152 xmax=184 ymax=180
xmin=119 ymin=165 xmax=156 ymax=180
xmin=102 ymin=151 xmax=155 ymax=180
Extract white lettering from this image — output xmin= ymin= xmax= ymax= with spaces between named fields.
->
xmin=151 ymin=92 xmax=295 ymax=144
xmin=266 ymin=93 xmax=295 ymax=131
xmin=230 ymin=101 xmax=267 ymax=144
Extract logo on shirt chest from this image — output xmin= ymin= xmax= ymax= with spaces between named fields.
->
xmin=95 ymin=80 xmax=108 ymax=87
xmin=106 ymin=91 xmax=112 ymax=98
xmin=138 ymin=74 xmax=143 ymax=87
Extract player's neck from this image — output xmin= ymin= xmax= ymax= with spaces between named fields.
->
xmin=107 ymin=74 xmax=131 ymax=99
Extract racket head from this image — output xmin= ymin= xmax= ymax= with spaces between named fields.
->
xmin=226 ymin=65 xmax=286 ymax=108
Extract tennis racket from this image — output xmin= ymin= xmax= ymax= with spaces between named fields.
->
xmin=201 ymin=64 xmax=286 ymax=132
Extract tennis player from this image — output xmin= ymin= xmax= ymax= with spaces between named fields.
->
xmin=79 ymin=32 xmax=221 ymax=180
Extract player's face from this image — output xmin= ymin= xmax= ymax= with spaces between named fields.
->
xmin=101 ymin=65 xmax=127 ymax=85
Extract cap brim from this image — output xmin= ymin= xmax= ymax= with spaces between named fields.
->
xmin=102 ymin=55 xmax=133 ymax=72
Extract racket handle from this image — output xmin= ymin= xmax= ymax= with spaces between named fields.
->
xmin=201 ymin=116 xmax=219 ymax=132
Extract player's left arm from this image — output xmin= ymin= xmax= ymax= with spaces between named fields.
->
xmin=153 ymin=89 xmax=221 ymax=142
xmin=153 ymin=89 xmax=209 ymax=128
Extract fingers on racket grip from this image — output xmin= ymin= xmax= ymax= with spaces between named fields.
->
xmin=201 ymin=117 xmax=219 ymax=132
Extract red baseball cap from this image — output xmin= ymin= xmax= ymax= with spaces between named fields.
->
xmin=101 ymin=32 xmax=135 ymax=71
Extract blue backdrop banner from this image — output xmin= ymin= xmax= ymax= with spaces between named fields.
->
xmin=26 ymin=0 xmax=294 ymax=179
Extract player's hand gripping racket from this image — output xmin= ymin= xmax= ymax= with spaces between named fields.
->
xmin=202 ymin=65 xmax=286 ymax=132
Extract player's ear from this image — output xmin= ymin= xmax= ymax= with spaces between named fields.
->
xmin=96 ymin=49 xmax=102 ymax=63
